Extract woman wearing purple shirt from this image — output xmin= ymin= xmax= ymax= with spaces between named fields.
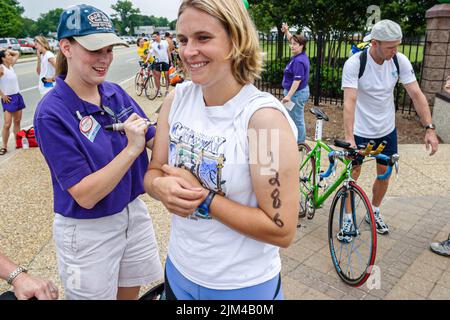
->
xmin=281 ymin=28 xmax=310 ymax=143
xmin=33 ymin=5 xmax=163 ymax=300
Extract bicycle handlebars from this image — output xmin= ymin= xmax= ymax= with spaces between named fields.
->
xmin=319 ymin=139 xmax=399 ymax=181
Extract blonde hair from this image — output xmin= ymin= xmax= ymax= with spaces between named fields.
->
xmin=34 ymin=36 xmax=52 ymax=52
xmin=177 ymin=0 xmax=262 ymax=85
xmin=55 ymin=38 xmax=75 ymax=76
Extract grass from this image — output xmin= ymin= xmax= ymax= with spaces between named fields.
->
xmin=18 ymin=52 xmax=37 ymax=60
xmin=260 ymin=41 xmax=425 ymax=64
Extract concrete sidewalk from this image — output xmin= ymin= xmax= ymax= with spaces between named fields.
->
xmin=0 ymin=84 xmax=449 ymax=300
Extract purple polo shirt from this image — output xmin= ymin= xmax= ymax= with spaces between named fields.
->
xmin=34 ymin=76 xmax=156 ymax=219
xmin=282 ymin=52 xmax=310 ymax=91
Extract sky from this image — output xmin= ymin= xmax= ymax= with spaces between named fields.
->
xmin=19 ymin=0 xmax=182 ymax=21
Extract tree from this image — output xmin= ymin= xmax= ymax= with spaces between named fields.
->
xmin=111 ymin=0 xmax=140 ymax=35
xmin=34 ymin=9 xmax=64 ymax=37
xmin=17 ymin=18 xmax=37 ymax=38
xmin=378 ymin=0 xmax=435 ymax=36
xmin=169 ymin=19 xmax=177 ymax=30
xmin=0 ymin=0 xmax=24 ymax=37
xmin=250 ymin=0 xmax=301 ymax=59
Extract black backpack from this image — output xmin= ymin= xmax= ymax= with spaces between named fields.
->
xmin=358 ymin=49 xmax=400 ymax=79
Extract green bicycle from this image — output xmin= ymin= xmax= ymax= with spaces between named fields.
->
xmin=298 ymin=107 xmax=399 ymax=287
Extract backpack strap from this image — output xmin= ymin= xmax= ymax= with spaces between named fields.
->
xmin=359 ymin=49 xmax=400 ymax=80
xmin=393 ymin=54 xmax=400 ymax=78
xmin=358 ymin=49 xmax=367 ymax=79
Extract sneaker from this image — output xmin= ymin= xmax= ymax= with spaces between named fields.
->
xmin=165 ymin=91 xmax=169 ymax=97
xmin=366 ymin=210 xmax=389 ymax=234
xmin=156 ymin=91 xmax=162 ymax=98
xmin=336 ymin=218 xmax=353 ymax=243
xmin=430 ymin=234 xmax=450 ymax=257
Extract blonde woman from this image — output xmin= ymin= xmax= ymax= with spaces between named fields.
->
xmin=34 ymin=36 xmax=56 ymax=95
xmin=144 ymin=0 xmax=299 ymax=300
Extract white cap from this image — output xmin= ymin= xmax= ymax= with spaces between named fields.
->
xmin=365 ymin=20 xmax=402 ymax=42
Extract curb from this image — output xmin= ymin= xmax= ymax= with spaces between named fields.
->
xmin=16 ymin=57 xmax=37 ymax=64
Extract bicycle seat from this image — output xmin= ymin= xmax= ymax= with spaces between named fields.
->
xmin=309 ymin=107 xmax=329 ymax=121
xmin=334 ymin=139 xmax=351 ymax=149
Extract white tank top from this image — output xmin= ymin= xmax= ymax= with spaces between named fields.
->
xmin=167 ymin=81 xmax=297 ymax=290
xmin=38 ymin=51 xmax=56 ymax=95
xmin=0 ymin=64 xmax=20 ymax=95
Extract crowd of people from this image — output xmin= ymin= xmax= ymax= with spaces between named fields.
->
xmin=0 ymin=0 xmax=449 ymax=300
xmin=136 ymin=31 xmax=182 ymax=97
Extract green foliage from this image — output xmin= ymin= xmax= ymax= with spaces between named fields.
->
xmin=111 ymin=0 xmax=140 ymax=34
xmin=309 ymin=63 xmax=343 ymax=98
xmin=0 ymin=0 xmax=24 ymax=37
xmin=17 ymin=18 xmax=36 ymax=38
xmin=34 ymin=9 xmax=63 ymax=37
xmin=261 ymin=57 xmax=344 ymax=98
xmin=377 ymin=0 xmax=436 ymax=36
xmin=261 ymin=57 xmax=290 ymax=86
xmin=250 ymin=0 xmax=368 ymax=35
xmin=169 ymin=20 xmax=177 ymax=31
xmin=250 ymin=0 xmax=433 ymax=37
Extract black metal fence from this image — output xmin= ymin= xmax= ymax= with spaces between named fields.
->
xmin=255 ymin=31 xmax=426 ymax=114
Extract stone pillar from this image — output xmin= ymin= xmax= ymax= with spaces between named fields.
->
xmin=432 ymin=92 xmax=450 ymax=142
xmin=422 ymin=3 xmax=450 ymax=108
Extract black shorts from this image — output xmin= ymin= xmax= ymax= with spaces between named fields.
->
xmin=353 ymin=128 xmax=398 ymax=166
xmin=154 ymin=62 xmax=170 ymax=72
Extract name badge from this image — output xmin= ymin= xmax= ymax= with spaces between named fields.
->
xmin=79 ymin=116 xmax=101 ymax=142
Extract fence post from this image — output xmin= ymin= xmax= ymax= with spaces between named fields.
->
xmin=314 ymin=31 xmax=324 ymax=106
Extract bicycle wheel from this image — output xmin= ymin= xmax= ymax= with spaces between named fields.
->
xmin=328 ymin=182 xmax=377 ymax=287
xmin=135 ymin=72 xmax=144 ymax=96
xmin=145 ymin=75 xmax=158 ymax=100
xmin=298 ymin=143 xmax=315 ymax=221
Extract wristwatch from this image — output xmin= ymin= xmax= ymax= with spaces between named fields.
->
xmin=194 ymin=190 xmax=216 ymax=219
xmin=6 ymin=266 xmax=27 ymax=285
xmin=424 ymin=123 xmax=436 ymax=131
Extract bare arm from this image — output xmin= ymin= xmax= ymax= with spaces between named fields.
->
xmin=343 ymin=87 xmax=357 ymax=146
xmin=36 ymin=53 xmax=41 ymax=75
xmin=160 ymin=108 xmax=300 ymax=247
xmin=144 ymin=91 xmax=205 ymax=211
xmin=0 ymin=65 xmax=10 ymax=103
xmin=167 ymin=47 xmax=172 ymax=65
xmin=281 ymin=80 xmax=301 ymax=104
xmin=281 ymin=22 xmax=292 ymax=41
xmin=212 ymin=108 xmax=299 ymax=247
xmin=404 ymin=81 xmax=439 ymax=155
xmin=46 ymin=57 xmax=56 ymax=82
xmin=68 ymin=114 xmax=150 ymax=209
xmin=8 ymin=49 xmax=20 ymax=66
xmin=0 ymin=253 xmax=58 ymax=300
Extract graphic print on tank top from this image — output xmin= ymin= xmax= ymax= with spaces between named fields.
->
xmin=169 ymin=122 xmax=226 ymax=197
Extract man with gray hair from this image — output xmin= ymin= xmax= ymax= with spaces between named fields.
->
xmin=340 ymin=19 xmax=439 ymax=240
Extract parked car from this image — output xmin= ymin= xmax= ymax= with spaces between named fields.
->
xmin=0 ymin=38 xmax=21 ymax=51
xmin=46 ymin=38 xmax=59 ymax=51
xmin=18 ymin=39 xmax=35 ymax=54
xmin=120 ymin=36 xmax=133 ymax=44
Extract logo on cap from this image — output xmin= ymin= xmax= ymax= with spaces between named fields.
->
xmin=87 ymin=12 xmax=112 ymax=30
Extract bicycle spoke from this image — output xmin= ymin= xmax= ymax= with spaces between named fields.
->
xmin=329 ymin=184 xmax=376 ymax=286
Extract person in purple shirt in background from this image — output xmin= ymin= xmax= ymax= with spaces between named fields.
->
xmin=33 ymin=4 xmax=163 ymax=300
xmin=281 ymin=23 xmax=310 ymax=143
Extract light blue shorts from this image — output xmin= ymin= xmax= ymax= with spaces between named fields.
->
xmin=164 ymin=256 xmax=283 ymax=300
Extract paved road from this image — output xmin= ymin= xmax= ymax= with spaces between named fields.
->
xmin=0 ymin=46 xmax=139 ymax=130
